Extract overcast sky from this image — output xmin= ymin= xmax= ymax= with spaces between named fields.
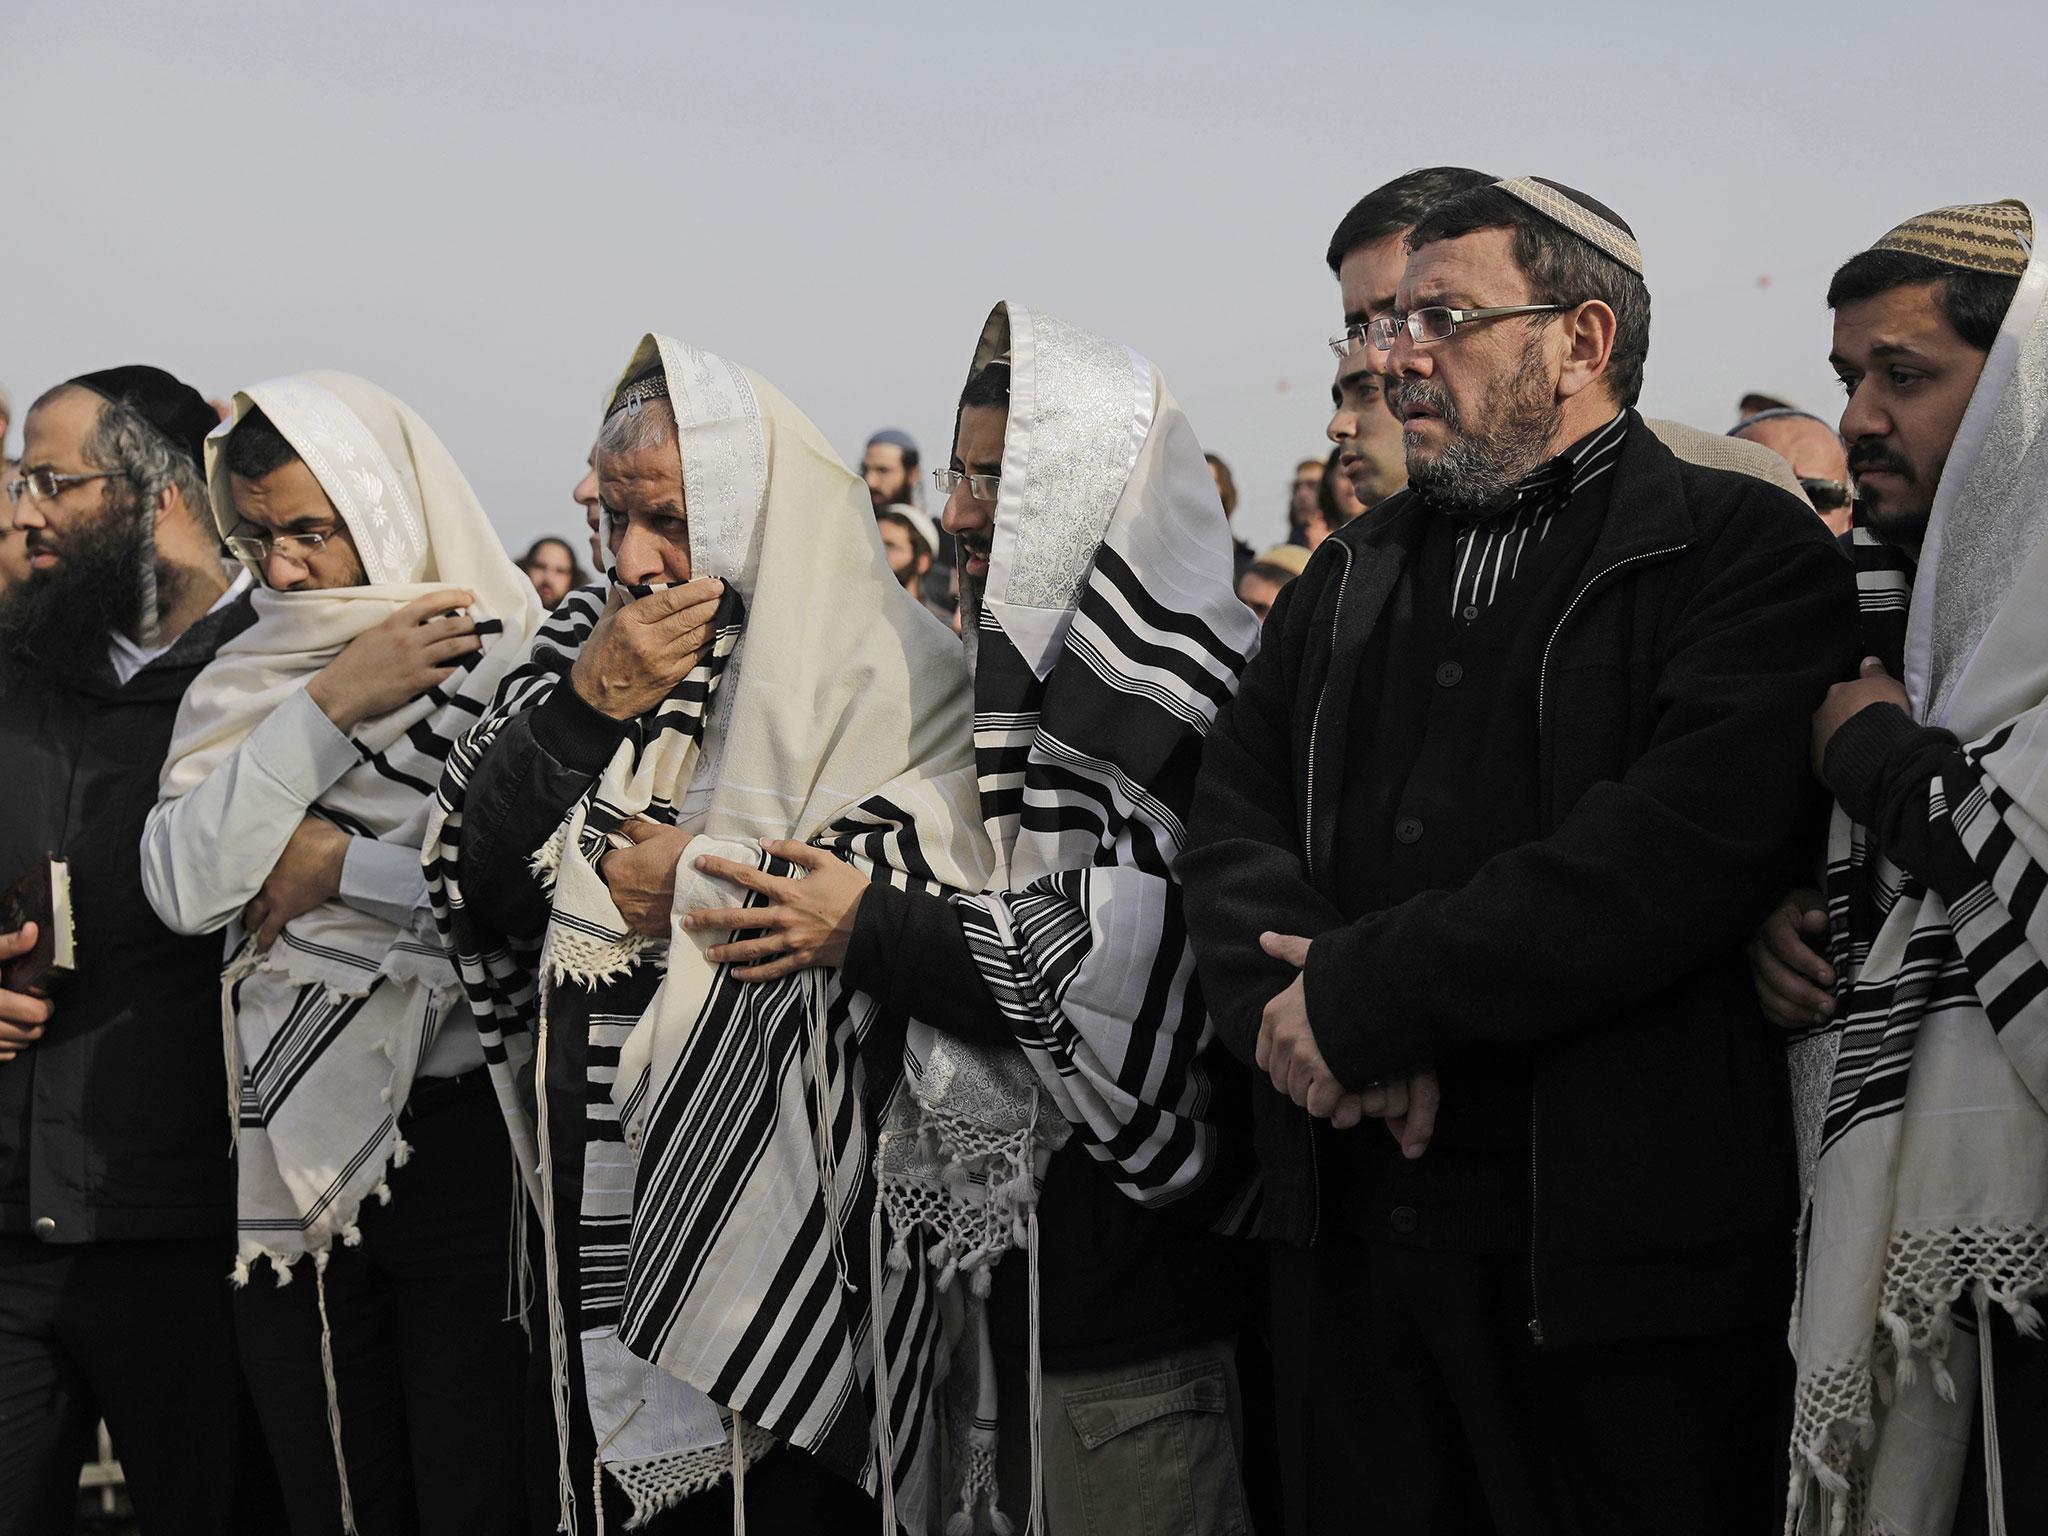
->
xmin=7 ymin=0 xmax=2044 ymax=554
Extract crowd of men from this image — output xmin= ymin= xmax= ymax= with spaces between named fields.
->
xmin=0 ymin=170 xmax=2042 ymax=1536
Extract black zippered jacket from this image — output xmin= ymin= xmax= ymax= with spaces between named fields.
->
xmin=0 ymin=595 xmax=256 ymax=1243
xmin=1178 ymin=417 xmax=1859 ymax=1345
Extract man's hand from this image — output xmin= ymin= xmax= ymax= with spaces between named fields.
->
xmin=244 ymin=816 xmax=351 ymax=952
xmin=684 ymin=840 xmax=871 ymax=982
xmin=570 ymin=579 xmax=725 ymax=722
xmin=1357 ymin=1068 xmax=1442 ymax=1161
xmin=1747 ymin=887 xmax=1835 ymax=1030
xmin=1812 ymin=656 xmax=1911 ymax=779
xmin=306 ymin=589 xmax=482 ymax=734
xmin=0 ymin=924 xmax=54 ymax=1062
xmin=600 ymin=818 xmax=692 ymax=937
xmin=1255 ymin=932 xmax=1358 ymax=1124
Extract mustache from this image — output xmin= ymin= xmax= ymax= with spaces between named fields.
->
xmin=1846 ymin=441 xmax=1914 ymax=481
xmin=1388 ymin=378 xmax=1460 ymax=427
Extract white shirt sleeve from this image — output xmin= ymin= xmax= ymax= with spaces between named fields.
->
xmin=140 ymin=687 xmax=362 ymax=936
xmin=338 ymin=837 xmax=432 ymax=930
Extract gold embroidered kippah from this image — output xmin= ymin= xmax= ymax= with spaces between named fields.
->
xmin=1871 ymin=200 xmax=2033 ymax=277
xmin=1494 ymin=176 xmax=1644 ymax=276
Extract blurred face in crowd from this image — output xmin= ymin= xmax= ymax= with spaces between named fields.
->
xmin=599 ymin=418 xmax=693 ymax=586
xmin=1328 ymin=355 xmax=1406 ymax=509
xmin=573 ymin=446 xmax=603 ymax=570
xmin=1238 ymin=566 xmax=1287 ymax=623
xmin=0 ymin=509 xmax=29 ymax=591
xmin=522 ymin=538 xmax=578 ymax=607
xmin=1831 ymin=281 xmax=1988 ymax=549
xmin=877 ymin=514 xmax=931 ymax=590
xmin=1338 ymin=230 xmax=1410 ymax=384
xmin=1388 ymin=227 xmax=1579 ymax=509
xmin=1289 ymin=459 xmax=1323 ymax=527
xmin=228 ymin=457 xmax=369 ymax=590
xmin=862 ymin=441 xmax=912 ymax=512
xmin=1732 ymin=415 xmax=1854 ymax=535
xmin=943 ymin=405 xmax=1006 ymax=600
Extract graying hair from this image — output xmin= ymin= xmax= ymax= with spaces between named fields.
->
xmin=77 ymin=390 xmax=213 ymax=531
xmin=595 ymin=391 xmax=678 ymax=460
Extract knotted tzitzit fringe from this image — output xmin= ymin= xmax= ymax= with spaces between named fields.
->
xmin=589 ymin=1397 xmax=642 ymax=1536
xmin=507 ymin=1141 xmax=535 ymax=1341
xmin=314 ymin=1250 xmax=361 ymax=1536
xmin=220 ymin=941 xmax=262 ymax=1150
xmin=869 ymin=1194 xmax=900 ymax=1536
xmin=806 ymin=970 xmax=854 ymax=1294
xmin=1027 ymin=1205 xmax=1043 ymax=1536
xmin=533 ymin=968 xmax=579 ymax=1536
xmin=730 ymin=1413 xmax=749 ymax=1536
xmin=1974 ymin=1288 xmax=2009 ymax=1536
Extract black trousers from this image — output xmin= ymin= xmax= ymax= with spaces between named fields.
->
xmin=234 ymin=1070 xmax=530 ymax=1536
xmin=1270 ymin=1231 xmax=1790 ymax=1536
xmin=0 ymin=1230 xmax=265 ymax=1536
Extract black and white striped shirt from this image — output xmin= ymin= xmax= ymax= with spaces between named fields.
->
xmin=1449 ymin=412 xmax=1629 ymax=617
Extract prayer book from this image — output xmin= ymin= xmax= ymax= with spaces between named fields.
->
xmin=1 ymin=855 xmax=75 ymax=994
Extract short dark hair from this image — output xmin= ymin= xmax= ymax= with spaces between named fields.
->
xmin=1326 ymin=166 xmax=1493 ymax=275
xmin=1204 ymin=452 xmax=1237 ymax=516
xmin=223 ymin=406 xmax=300 ymax=480
xmin=1316 ymin=447 xmax=1355 ymax=527
xmin=1408 ymin=185 xmax=1653 ymax=408
xmin=1825 ymin=249 xmax=2018 ymax=353
xmin=959 ymin=361 xmax=1011 ymax=411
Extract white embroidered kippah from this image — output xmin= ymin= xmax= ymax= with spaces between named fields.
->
xmin=1495 ymin=176 xmax=1644 ymax=276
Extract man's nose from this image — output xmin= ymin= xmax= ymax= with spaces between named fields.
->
xmin=941 ymin=486 xmax=982 ymax=537
xmin=1327 ymin=407 xmax=1356 ymax=446
xmin=1838 ymin=382 xmax=1887 ymax=445
xmin=261 ymin=548 xmax=306 ymax=589
xmin=9 ymin=498 xmax=47 ymax=531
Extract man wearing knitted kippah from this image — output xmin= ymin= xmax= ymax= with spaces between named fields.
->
xmin=1748 ymin=200 xmax=2048 ymax=1535
xmin=1185 ymin=177 xmax=1860 ymax=1533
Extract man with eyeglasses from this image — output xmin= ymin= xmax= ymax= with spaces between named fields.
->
xmin=0 ymin=366 xmax=265 ymax=1531
xmin=1181 ymin=177 xmax=1859 ymax=1534
xmin=1729 ymin=407 xmax=1855 ymax=535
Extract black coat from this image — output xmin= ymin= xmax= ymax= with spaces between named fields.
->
xmin=0 ymin=595 xmax=255 ymax=1243
xmin=1178 ymin=417 xmax=1859 ymax=1345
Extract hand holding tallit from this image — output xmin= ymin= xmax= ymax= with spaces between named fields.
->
xmin=600 ymin=817 xmax=692 ymax=937
xmin=570 ymin=579 xmax=724 ymax=721
xmin=306 ymin=589 xmax=481 ymax=733
xmin=244 ymin=815 xmax=351 ymax=953
xmin=683 ymin=840 xmax=870 ymax=982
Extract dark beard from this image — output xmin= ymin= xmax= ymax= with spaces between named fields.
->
xmin=0 ymin=500 xmax=188 ymax=686
xmin=1397 ymin=339 xmax=1562 ymax=510
xmin=1846 ymin=440 xmax=1937 ymax=548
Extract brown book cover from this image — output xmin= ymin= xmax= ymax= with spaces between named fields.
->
xmin=2 ymin=855 xmax=75 ymax=995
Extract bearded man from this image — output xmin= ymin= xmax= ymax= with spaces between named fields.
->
xmin=1741 ymin=201 xmax=2048 ymax=1536
xmin=425 ymin=336 xmax=992 ymax=1533
xmin=0 ymin=367 xmax=259 ymax=1530
xmin=140 ymin=375 xmax=545 ymax=1536
xmin=1180 ymin=178 xmax=1860 ymax=1535
xmin=683 ymin=304 xmax=1264 ymax=1534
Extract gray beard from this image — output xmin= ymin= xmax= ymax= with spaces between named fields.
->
xmin=1399 ymin=342 xmax=1562 ymax=510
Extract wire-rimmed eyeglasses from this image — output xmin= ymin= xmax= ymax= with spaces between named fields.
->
xmin=3 ymin=467 xmax=121 ymax=506
xmin=1367 ymin=304 xmax=1565 ymax=352
xmin=224 ymin=528 xmax=334 ymax=564
xmin=932 ymin=468 xmax=1000 ymax=501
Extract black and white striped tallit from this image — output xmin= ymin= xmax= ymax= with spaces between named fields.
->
xmin=423 ymin=334 xmax=993 ymax=1533
xmin=869 ymin=303 xmax=1263 ymax=1536
xmin=153 ymin=372 xmax=542 ymax=1535
xmin=1788 ymin=227 xmax=2048 ymax=1536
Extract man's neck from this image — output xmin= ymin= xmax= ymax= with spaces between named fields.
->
xmin=1542 ymin=392 xmax=1625 ymax=462
xmin=137 ymin=556 xmax=232 ymax=652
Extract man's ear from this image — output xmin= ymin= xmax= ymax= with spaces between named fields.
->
xmin=1555 ymin=299 xmax=1618 ymax=403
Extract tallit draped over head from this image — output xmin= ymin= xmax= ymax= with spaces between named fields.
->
xmin=424 ymin=334 xmax=993 ymax=1527
xmin=157 ymin=370 xmax=542 ymax=1277
xmin=1790 ymin=209 xmax=2048 ymax=1534
xmin=869 ymin=303 xmax=1262 ymax=1536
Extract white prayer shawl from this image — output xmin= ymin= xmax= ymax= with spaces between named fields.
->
xmin=425 ymin=335 xmax=993 ymax=1529
xmin=157 ymin=372 xmax=541 ymax=1282
xmin=871 ymin=304 xmax=1261 ymax=1535
xmin=1789 ymin=226 xmax=2048 ymax=1535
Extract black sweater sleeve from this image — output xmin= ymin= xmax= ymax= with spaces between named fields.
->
xmin=1821 ymin=702 xmax=1982 ymax=901
xmin=840 ymin=881 xmax=1013 ymax=1049
xmin=459 ymin=681 xmax=632 ymax=941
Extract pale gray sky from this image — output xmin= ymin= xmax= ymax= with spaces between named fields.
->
xmin=8 ymin=0 xmax=2044 ymax=554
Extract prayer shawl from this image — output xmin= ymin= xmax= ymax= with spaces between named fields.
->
xmin=870 ymin=304 xmax=1262 ymax=1536
xmin=157 ymin=372 xmax=540 ymax=1284
xmin=1789 ymin=226 xmax=2048 ymax=1535
xmin=423 ymin=335 xmax=993 ymax=1530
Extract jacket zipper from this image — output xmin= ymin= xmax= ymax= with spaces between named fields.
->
xmin=1299 ymin=541 xmax=1353 ymax=1249
xmin=1526 ymin=541 xmax=1685 ymax=1346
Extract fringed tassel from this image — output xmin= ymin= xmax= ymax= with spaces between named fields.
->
xmin=533 ymin=972 xmax=578 ymax=1536
xmin=507 ymin=1139 xmax=535 ymax=1342
xmin=1975 ymin=1286 xmax=2009 ymax=1536
xmin=1026 ymin=1205 xmax=1043 ymax=1536
xmin=314 ymin=1252 xmax=360 ymax=1536
xmin=221 ymin=943 xmax=258 ymax=1150
xmin=589 ymin=1397 xmax=643 ymax=1536
xmin=730 ymin=1412 xmax=749 ymax=1536
xmin=870 ymin=1193 xmax=899 ymax=1536
xmin=807 ymin=971 xmax=854 ymax=1293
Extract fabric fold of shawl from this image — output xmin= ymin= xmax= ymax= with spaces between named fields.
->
xmin=1789 ymin=223 xmax=2048 ymax=1536
xmin=157 ymin=370 xmax=541 ymax=1281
